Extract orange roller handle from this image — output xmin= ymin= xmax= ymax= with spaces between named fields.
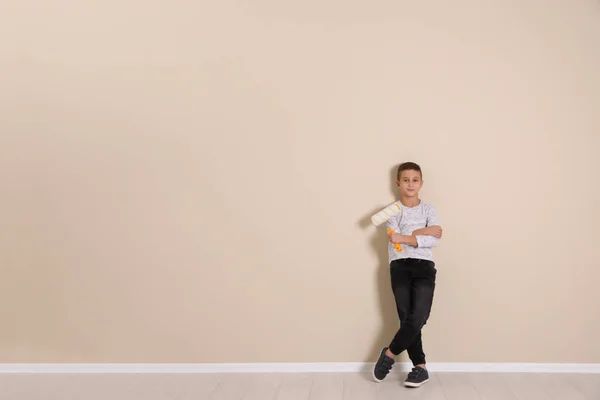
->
xmin=387 ymin=228 xmax=402 ymax=252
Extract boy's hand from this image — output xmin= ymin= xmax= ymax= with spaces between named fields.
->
xmin=427 ymin=226 xmax=443 ymax=238
xmin=388 ymin=232 xmax=403 ymax=243
xmin=388 ymin=232 xmax=418 ymax=247
xmin=413 ymin=226 xmax=443 ymax=238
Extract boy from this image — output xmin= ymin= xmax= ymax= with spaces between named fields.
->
xmin=372 ymin=162 xmax=442 ymax=388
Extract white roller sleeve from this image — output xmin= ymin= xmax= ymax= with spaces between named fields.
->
xmin=371 ymin=202 xmax=402 ymax=226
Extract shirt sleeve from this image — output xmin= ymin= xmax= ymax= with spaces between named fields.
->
xmin=386 ymin=213 xmax=401 ymax=234
xmin=415 ymin=204 xmax=441 ymax=248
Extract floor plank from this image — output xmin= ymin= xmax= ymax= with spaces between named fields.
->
xmin=564 ymin=373 xmax=600 ymax=400
xmin=308 ymin=372 xmax=343 ymax=400
xmin=241 ymin=374 xmax=281 ymax=400
xmin=178 ymin=374 xmax=222 ymax=400
xmin=209 ymin=374 xmax=248 ymax=400
xmin=0 ymin=371 xmax=597 ymax=400
xmin=468 ymin=372 xmax=518 ymax=400
xmin=276 ymin=373 xmax=312 ymax=400
xmin=502 ymin=373 xmax=553 ymax=400
xmin=342 ymin=372 xmax=377 ymax=400
xmin=534 ymin=373 xmax=587 ymax=400
xmin=375 ymin=373 xmax=447 ymax=400
xmin=437 ymin=372 xmax=482 ymax=400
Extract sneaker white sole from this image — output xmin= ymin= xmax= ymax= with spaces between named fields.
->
xmin=372 ymin=370 xmax=383 ymax=383
xmin=404 ymin=378 xmax=429 ymax=388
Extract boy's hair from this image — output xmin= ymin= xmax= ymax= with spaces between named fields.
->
xmin=397 ymin=162 xmax=422 ymax=180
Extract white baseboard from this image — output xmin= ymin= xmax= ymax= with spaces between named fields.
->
xmin=0 ymin=362 xmax=599 ymax=374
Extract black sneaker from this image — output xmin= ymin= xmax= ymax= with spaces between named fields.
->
xmin=404 ymin=366 xmax=429 ymax=387
xmin=372 ymin=347 xmax=395 ymax=382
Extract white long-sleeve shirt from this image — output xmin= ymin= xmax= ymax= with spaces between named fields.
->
xmin=386 ymin=200 xmax=441 ymax=263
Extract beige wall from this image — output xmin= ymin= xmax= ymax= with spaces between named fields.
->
xmin=1 ymin=0 xmax=599 ymax=364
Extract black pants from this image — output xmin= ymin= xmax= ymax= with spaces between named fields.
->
xmin=388 ymin=258 xmax=436 ymax=366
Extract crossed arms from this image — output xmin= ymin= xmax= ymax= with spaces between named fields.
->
xmin=386 ymin=205 xmax=442 ymax=248
xmin=387 ymin=225 xmax=442 ymax=248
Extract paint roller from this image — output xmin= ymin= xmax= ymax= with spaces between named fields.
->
xmin=371 ymin=202 xmax=403 ymax=252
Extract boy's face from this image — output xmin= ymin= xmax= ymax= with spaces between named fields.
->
xmin=396 ymin=169 xmax=423 ymax=198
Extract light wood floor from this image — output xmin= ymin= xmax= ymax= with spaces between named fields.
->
xmin=0 ymin=372 xmax=598 ymax=399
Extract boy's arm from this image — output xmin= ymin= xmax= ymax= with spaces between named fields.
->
xmin=386 ymin=212 xmax=401 ymax=235
xmin=414 ymin=205 xmax=441 ymax=248
xmin=387 ymin=213 xmax=418 ymax=247
xmin=390 ymin=233 xmax=418 ymax=247
xmin=412 ymin=226 xmax=441 ymax=236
